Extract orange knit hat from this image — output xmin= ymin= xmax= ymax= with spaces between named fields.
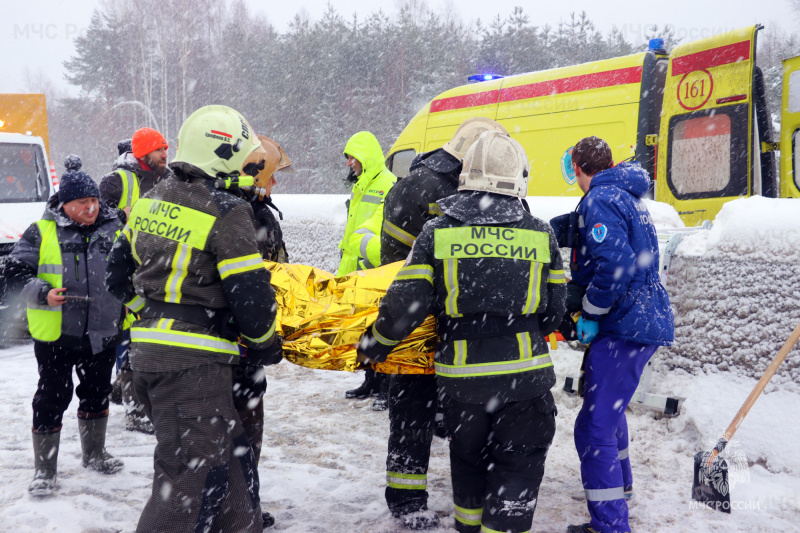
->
xmin=131 ymin=127 xmax=168 ymax=159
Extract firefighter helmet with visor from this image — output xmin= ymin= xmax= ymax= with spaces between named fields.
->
xmin=458 ymin=131 xmax=530 ymax=198
xmin=442 ymin=117 xmax=509 ymax=161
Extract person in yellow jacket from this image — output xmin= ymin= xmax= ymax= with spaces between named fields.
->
xmin=338 ymin=131 xmax=396 ymax=275
xmin=339 ymin=131 xmax=396 ymax=409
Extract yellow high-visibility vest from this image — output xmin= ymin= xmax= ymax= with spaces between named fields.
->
xmin=26 ymin=220 xmax=63 ymax=342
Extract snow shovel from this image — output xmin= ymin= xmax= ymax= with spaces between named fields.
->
xmin=692 ymin=318 xmax=800 ymax=512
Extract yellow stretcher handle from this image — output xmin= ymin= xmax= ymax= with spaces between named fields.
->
xmin=548 ymin=333 xmax=557 ymax=350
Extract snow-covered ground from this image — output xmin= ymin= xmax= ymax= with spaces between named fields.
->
xmin=1 ymin=194 xmax=799 ymax=532
xmin=1 ymin=342 xmax=799 ymax=532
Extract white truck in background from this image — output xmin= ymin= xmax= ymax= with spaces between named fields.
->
xmin=0 ymin=94 xmax=59 ymax=336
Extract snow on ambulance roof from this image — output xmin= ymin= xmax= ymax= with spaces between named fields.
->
xmin=678 ymin=196 xmax=800 ymax=259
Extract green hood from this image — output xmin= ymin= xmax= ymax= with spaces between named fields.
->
xmin=343 ymin=131 xmax=386 ymax=181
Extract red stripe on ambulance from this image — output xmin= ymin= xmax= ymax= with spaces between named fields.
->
xmin=430 ymin=91 xmax=501 ymax=113
xmin=429 ymin=66 xmax=643 ymax=114
xmin=671 ymin=40 xmax=751 ymax=76
xmin=499 ymin=66 xmax=643 ymax=103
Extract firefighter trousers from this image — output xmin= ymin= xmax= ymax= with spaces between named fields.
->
xmin=442 ymin=392 xmax=556 ymax=533
xmin=133 ymin=362 xmax=262 ymax=533
xmin=385 ymin=373 xmax=437 ymax=516
xmin=232 ymin=363 xmax=267 ymax=465
xmin=574 ymin=336 xmax=657 ymax=533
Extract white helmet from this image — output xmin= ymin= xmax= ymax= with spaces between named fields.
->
xmin=442 ymin=117 xmax=509 ymax=161
xmin=458 ymin=131 xmax=530 ymax=198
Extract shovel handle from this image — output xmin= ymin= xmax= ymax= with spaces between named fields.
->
xmin=721 ymin=318 xmax=800 ymax=444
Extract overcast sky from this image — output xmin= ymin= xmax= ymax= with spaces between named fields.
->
xmin=0 ymin=0 xmax=794 ymax=95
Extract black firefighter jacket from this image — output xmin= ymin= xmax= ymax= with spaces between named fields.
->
xmin=380 ymin=149 xmax=461 ymax=264
xmin=249 ymin=193 xmax=288 ymax=263
xmin=105 ymin=163 xmax=278 ymax=373
xmin=361 ymin=191 xmax=567 ymax=404
xmin=3 ymin=195 xmax=124 ymax=353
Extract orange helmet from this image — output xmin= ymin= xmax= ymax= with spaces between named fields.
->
xmin=254 ymin=135 xmax=294 ymax=198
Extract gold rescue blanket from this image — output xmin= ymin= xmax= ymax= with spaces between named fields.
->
xmin=266 ymin=261 xmax=436 ymax=374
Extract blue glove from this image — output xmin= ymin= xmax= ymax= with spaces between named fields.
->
xmin=576 ymin=317 xmax=599 ymax=344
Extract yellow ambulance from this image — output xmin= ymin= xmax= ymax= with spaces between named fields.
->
xmin=386 ymin=25 xmax=800 ymax=226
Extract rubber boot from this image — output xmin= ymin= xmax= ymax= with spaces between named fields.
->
xmin=262 ymin=511 xmax=275 ymax=528
xmin=29 ymin=429 xmax=60 ymax=496
xmin=372 ymin=372 xmax=390 ymax=411
xmin=237 ymin=397 xmax=265 ymax=466
xmin=78 ymin=414 xmax=124 ymax=474
xmin=345 ymin=366 xmax=378 ymax=399
xmin=121 ymin=369 xmax=153 ymax=434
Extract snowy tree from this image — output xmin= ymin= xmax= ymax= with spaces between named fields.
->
xmin=53 ymin=3 xmax=641 ymax=190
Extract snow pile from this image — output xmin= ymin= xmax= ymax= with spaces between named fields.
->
xmin=274 ymin=194 xmax=348 ymax=274
xmin=679 ymin=196 xmax=800 ymax=259
xmin=644 ymin=198 xmax=685 ymax=230
xmin=662 ymin=196 xmax=800 ymax=386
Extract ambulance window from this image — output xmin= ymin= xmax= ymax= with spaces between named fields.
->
xmin=789 ymin=71 xmax=800 ymax=113
xmin=0 ymin=144 xmax=48 ymax=203
xmin=666 ymin=104 xmax=749 ymax=200
xmin=388 ymin=149 xmax=416 ymax=178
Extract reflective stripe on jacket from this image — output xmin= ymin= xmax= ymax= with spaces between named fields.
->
xmin=380 ymin=149 xmax=460 ymax=264
xmin=572 ymin=162 xmax=674 ymax=346
xmin=337 ymin=131 xmax=396 ymax=275
xmin=361 ymin=192 xmax=567 ymax=403
xmin=26 ymin=220 xmax=62 ymax=342
xmin=12 ymin=195 xmax=125 ymax=352
xmin=116 ymin=169 xmax=140 ymax=210
xmin=105 ymin=166 xmax=277 ymax=372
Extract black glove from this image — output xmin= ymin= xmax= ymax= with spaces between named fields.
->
xmin=558 ymin=311 xmax=578 ymax=341
xmin=566 ymin=281 xmax=586 ymax=314
xmin=244 ymin=336 xmax=284 ymax=367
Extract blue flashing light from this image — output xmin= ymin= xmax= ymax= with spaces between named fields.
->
xmin=648 ymin=38 xmax=665 ymax=52
xmin=468 ymin=73 xmax=504 ymax=83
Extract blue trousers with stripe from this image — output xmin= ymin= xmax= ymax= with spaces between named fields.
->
xmin=573 ymin=336 xmax=657 ymax=533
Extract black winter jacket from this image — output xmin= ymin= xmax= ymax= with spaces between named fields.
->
xmin=250 ymin=195 xmax=288 ymax=263
xmin=361 ymin=191 xmax=567 ymax=404
xmin=381 ymin=149 xmax=461 ymax=264
xmin=105 ymin=163 xmax=278 ymax=372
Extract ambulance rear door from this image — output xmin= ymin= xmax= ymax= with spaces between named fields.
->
xmin=655 ymin=26 xmax=760 ymax=226
xmin=780 ymin=54 xmax=800 ymax=198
